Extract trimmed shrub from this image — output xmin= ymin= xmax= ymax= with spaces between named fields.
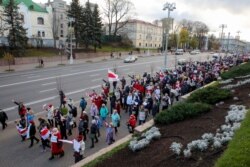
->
xmin=155 ymin=102 xmax=211 ymax=125
xmin=186 ymin=86 xmax=231 ymax=105
xmin=221 ymin=62 xmax=250 ymax=79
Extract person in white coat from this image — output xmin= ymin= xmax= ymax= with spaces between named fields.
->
xmin=73 ymin=135 xmax=85 ymax=163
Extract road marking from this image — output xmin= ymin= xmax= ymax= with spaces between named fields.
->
xmin=90 ymin=74 xmax=100 ymax=77
xmin=39 ymin=88 xmax=57 ymax=93
xmin=42 ymin=82 xmax=56 ymax=86
xmin=27 ymin=75 xmax=40 ymax=78
xmin=91 ymin=78 xmax=101 ymax=82
xmin=3 ymin=85 xmax=101 ymax=113
xmin=0 ymin=60 xmax=161 ymax=88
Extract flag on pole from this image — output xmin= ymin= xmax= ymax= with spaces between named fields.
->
xmin=108 ymin=69 xmax=119 ymax=82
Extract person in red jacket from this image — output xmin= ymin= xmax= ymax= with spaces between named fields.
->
xmin=49 ymin=128 xmax=64 ymax=160
xmin=127 ymin=114 xmax=136 ymax=133
xmin=12 ymin=100 xmax=27 ymax=118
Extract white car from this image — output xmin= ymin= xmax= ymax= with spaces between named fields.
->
xmin=124 ymin=56 xmax=136 ymax=63
xmin=190 ymin=50 xmax=201 ymax=55
xmin=175 ymin=49 xmax=184 ymax=55
xmin=177 ymin=58 xmax=187 ymax=65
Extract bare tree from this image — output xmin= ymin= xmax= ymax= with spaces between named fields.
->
xmin=51 ymin=11 xmax=60 ymax=48
xmin=103 ymin=0 xmax=135 ymax=37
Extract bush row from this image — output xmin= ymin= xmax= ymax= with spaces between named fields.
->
xmin=186 ymin=86 xmax=231 ymax=105
xmin=221 ymin=62 xmax=250 ymax=79
xmin=154 ymin=102 xmax=212 ymax=125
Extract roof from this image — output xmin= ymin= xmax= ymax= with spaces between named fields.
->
xmin=2 ymin=0 xmax=48 ymax=13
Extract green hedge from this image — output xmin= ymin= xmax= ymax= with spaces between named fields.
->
xmin=215 ymin=110 xmax=250 ymax=167
xmin=154 ymin=102 xmax=212 ymax=125
xmin=186 ymin=86 xmax=231 ymax=105
xmin=221 ymin=62 xmax=250 ymax=79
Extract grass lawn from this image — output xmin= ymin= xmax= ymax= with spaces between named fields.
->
xmin=24 ymin=48 xmax=59 ymax=57
xmin=96 ymin=45 xmax=133 ymax=52
xmin=215 ymin=110 xmax=250 ymax=167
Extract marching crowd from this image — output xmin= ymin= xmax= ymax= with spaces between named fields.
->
xmin=0 ymin=54 xmax=246 ymax=164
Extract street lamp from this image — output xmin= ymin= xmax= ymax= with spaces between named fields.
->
xmin=163 ymin=2 xmax=176 ymax=69
xmin=69 ymin=17 xmax=74 ymax=64
xmin=219 ymin=24 xmax=227 ymax=56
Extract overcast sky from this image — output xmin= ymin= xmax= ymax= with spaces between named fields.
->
xmin=35 ymin=0 xmax=250 ymax=41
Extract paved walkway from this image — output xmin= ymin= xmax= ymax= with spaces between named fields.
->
xmin=0 ymin=55 xmax=121 ymax=73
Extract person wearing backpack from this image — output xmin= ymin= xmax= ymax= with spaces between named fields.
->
xmin=79 ymin=97 xmax=87 ymax=112
xmin=68 ymin=102 xmax=77 ymax=128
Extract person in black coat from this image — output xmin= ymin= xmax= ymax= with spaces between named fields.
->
xmin=28 ymin=121 xmax=40 ymax=148
xmin=0 ymin=110 xmax=8 ymax=130
xmin=90 ymin=120 xmax=98 ymax=148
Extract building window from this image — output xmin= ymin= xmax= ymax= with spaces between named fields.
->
xmin=38 ymin=31 xmax=41 ymax=37
xmin=61 ymin=24 xmax=63 ymax=28
xmin=20 ymin=14 xmax=24 ymax=23
xmin=61 ymin=14 xmax=63 ymax=20
xmin=146 ymin=43 xmax=147 ymax=47
xmin=42 ymin=31 xmax=45 ymax=37
xmin=155 ymin=44 xmax=156 ymax=47
xmin=37 ymin=17 xmax=44 ymax=25
xmin=139 ymin=43 xmax=141 ymax=46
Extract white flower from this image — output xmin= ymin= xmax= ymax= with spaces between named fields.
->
xmin=187 ymin=140 xmax=208 ymax=152
xmin=213 ymin=140 xmax=222 ymax=149
xmin=233 ymin=97 xmax=239 ymax=101
xmin=170 ymin=142 xmax=183 ymax=155
xmin=219 ymin=79 xmax=233 ymax=84
xmin=231 ymin=122 xmax=241 ymax=131
xmin=202 ymin=133 xmax=214 ymax=142
xmin=183 ymin=149 xmax=192 ymax=158
xmin=221 ymin=124 xmax=231 ymax=132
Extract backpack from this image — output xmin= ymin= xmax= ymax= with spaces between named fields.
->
xmin=72 ymin=106 xmax=77 ymax=117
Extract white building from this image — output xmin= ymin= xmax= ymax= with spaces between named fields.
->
xmin=221 ymin=37 xmax=247 ymax=54
xmin=0 ymin=0 xmax=54 ymax=47
xmin=107 ymin=19 xmax=163 ymax=48
xmin=45 ymin=0 xmax=68 ymax=48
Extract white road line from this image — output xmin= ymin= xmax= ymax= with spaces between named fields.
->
xmin=0 ymin=60 xmax=161 ymax=88
xmin=39 ymin=88 xmax=57 ymax=93
xmin=42 ymin=82 xmax=56 ymax=86
xmin=91 ymin=78 xmax=101 ymax=82
xmin=3 ymin=85 xmax=101 ymax=113
xmin=90 ymin=74 xmax=100 ymax=77
xmin=27 ymin=75 xmax=40 ymax=78
xmin=70 ymin=70 xmax=80 ymax=72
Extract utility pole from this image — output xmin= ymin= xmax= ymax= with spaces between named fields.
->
xmin=219 ymin=24 xmax=227 ymax=55
xmin=236 ymin=31 xmax=241 ymax=56
xmin=226 ymin=32 xmax=230 ymax=56
xmin=163 ymin=2 xmax=176 ymax=69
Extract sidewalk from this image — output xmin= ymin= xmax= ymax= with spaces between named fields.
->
xmin=0 ymin=55 xmax=120 ymax=73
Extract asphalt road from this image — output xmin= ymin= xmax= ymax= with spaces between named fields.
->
xmin=0 ymin=52 xmax=212 ymax=167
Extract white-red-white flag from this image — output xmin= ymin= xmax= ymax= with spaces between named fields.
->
xmin=108 ymin=69 xmax=119 ymax=82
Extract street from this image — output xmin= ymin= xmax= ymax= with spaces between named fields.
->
xmin=0 ymin=52 xmax=211 ymax=167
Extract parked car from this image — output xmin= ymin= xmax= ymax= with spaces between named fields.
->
xmin=177 ymin=58 xmax=187 ymax=65
xmin=175 ymin=49 xmax=184 ymax=55
xmin=190 ymin=49 xmax=201 ymax=55
xmin=124 ymin=55 xmax=137 ymax=63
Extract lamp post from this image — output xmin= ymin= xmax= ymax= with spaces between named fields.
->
xmin=69 ymin=18 xmax=74 ymax=64
xmin=226 ymin=32 xmax=230 ymax=56
xmin=219 ymin=24 xmax=227 ymax=56
xmin=163 ymin=2 xmax=176 ymax=69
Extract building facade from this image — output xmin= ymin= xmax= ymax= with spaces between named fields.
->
xmin=221 ymin=38 xmax=247 ymax=54
xmin=46 ymin=0 xmax=68 ymax=48
xmin=108 ymin=19 xmax=163 ymax=48
xmin=0 ymin=0 xmax=54 ymax=47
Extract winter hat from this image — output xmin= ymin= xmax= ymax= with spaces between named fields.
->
xmin=77 ymin=135 xmax=83 ymax=141
xmin=91 ymin=120 xmax=96 ymax=124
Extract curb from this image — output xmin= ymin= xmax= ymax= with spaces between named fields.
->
xmin=71 ymin=134 xmax=133 ymax=167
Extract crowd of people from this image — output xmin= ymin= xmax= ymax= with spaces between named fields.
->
xmin=1 ymin=54 xmax=246 ymax=164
